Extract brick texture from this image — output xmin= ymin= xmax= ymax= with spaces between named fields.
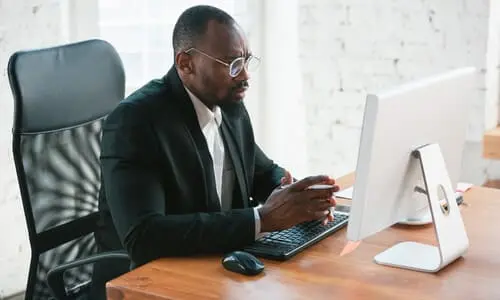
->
xmin=0 ymin=0 xmax=63 ymax=297
xmin=298 ymin=0 xmax=490 ymax=177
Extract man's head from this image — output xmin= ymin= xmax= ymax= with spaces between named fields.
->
xmin=173 ymin=5 xmax=258 ymax=109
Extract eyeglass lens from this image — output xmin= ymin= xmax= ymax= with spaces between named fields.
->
xmin=229 ymin=56 xmax=260 ymax=77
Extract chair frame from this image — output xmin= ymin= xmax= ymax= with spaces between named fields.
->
xmin=7 ymin=39 xmax=129 ymax=300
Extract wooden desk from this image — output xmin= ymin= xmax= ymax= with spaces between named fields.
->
xmin=106 ymin=174 xmax=500 ymax=300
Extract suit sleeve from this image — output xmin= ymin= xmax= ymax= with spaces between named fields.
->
xmin=101 ymin=103 xmax=255 ymax=267
xmin=251 ymin=144 xmax=287 ymax=203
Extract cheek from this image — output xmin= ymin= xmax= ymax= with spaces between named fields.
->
xmin=211 ymin=68 xmax=234 ymax=95
xmin=197 ymin=64 xmax=234 ymax=101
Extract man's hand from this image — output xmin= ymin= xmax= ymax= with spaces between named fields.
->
xmin=280 ymin=170 xmax=294 ymax=186
xmin=257 ymin=175 xmax=340 ymax=232
xmin=280 ymin=170 xmax=336 ymax=225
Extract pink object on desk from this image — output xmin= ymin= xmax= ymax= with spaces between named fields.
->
xmin=456 ymin=182 xmax=473 ymax=193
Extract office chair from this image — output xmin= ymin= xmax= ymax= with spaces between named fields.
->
xmin=7 ymin=39 xmax=130 ymax=300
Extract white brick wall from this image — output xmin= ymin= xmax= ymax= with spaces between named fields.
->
xmin=0 ymin=0 xmax=496 ymax=297
xmin=298 ymin=0 xmax=490 ymax=178
xmin=0 ymin=0 xmax=63 ymax=297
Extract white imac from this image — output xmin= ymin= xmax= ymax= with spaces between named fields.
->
xmin=346 ymin=67 xmax=476 ymax=273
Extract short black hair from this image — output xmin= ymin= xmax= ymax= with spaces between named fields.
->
xmin=172 ymin=5 xmax=235 ymax=55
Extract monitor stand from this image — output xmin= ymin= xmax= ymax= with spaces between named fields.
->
xmin=373 ymin=143 xmax=469 ymax=273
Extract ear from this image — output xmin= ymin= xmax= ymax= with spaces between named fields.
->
xmin=175 ymin=52 xmax=193 ymax=76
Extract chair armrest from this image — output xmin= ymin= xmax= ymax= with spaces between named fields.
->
xmin=47 ymin=250 xmax=129 ymax=300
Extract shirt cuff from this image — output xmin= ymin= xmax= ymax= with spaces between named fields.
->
xmin=253 ymin=207 xmax=266 ymax=240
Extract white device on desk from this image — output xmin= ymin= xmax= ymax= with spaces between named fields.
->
xmin=346 ymin=67 xmax=476 ymax=273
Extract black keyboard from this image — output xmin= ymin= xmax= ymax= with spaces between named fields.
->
xmin=244 ymin=211 xmax=349 ymax=260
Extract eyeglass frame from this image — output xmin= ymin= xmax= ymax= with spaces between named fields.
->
xmin=184 ymin=47 xmax=260 ymax=78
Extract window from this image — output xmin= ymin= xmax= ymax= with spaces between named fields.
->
xmin=98 ymin=0 xmax=245 ymax=96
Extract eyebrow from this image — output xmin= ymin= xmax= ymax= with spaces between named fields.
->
xmin=224 ymin=52 xmax=252 ymax=60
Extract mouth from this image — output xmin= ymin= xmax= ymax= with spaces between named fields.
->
xmin=234 ymin=87 xmax=247 ymax=93
xmin=232 ymin=87 xmax=248 ymax=99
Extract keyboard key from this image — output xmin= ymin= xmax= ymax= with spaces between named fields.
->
xmin=244 ymin=212 xmax=350 ymax=260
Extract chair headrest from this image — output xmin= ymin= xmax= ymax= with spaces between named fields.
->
xmin=8 ymin=39 xmax=125 ymax=134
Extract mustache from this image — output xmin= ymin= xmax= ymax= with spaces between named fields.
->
xmin=233 ymin=81 xmax=249 ymax=90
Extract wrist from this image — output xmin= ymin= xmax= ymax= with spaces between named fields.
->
xmin=257 ymin=206 xmax=270 ymax=232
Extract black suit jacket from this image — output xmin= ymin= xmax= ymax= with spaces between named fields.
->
xmin=95 ymin=66 xmax=285 ymax=269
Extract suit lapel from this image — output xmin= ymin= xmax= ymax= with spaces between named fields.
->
xmin=164 ymin=68 xmax=221 ymax=212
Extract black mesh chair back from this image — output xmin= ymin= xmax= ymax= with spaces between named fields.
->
xmin=7 ymin=39 xmax=125 ymax=300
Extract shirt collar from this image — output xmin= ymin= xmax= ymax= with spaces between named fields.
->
xmin=184 ymin=86 xmax=222 ymax=129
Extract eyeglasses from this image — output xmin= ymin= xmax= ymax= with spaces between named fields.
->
xmin=184 ymin=47 xmax=260 ymax=78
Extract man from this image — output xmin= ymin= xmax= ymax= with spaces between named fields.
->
xmin=91 ymin=4 xmax=338 ymax=299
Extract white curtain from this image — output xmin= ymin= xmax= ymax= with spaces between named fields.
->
xmin=243 ymin=0 xmax=309 ymax=179
xmin=485 ymin=0 xmax=500 ymax=130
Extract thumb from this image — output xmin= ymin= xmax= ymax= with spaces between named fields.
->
xmin=282 ymin=170 xmax=293 ymax=185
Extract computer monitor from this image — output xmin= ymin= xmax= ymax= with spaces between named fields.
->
xmin=346 ymin=67 xmax=476 ymax=272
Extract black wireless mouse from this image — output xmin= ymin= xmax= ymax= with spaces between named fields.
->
xmin=221 ymin=251 xmax=264 ymax=276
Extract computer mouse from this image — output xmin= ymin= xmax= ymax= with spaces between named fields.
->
xmin=221 ymin=251 xmax=264 ymax=276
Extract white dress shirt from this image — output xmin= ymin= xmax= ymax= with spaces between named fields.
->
xmin=184 ymin=87 xmax=262 ymax=239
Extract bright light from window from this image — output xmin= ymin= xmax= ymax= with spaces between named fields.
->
xmin=98 ymin=0 xmax=239 ymax=95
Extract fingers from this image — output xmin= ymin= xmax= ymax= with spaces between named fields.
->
xmin=289 ymin=175 xmax=341 ymax=193
xmin=317 ymin=199 xmax=336 ymax=211
xmin=328 ymin=213 xmax=334 ymax=222
xmin=280 ymin=170 xmax=293 ymax=186
xmin=322 ymin=177 xmax=337 ymax=186
xmin=289 ymin=175 xmax=331 ymax=191
xmin=293 ymin=190 xmax=336 ymax=214
xmin=304 ymin=198 xmax=335 ymax=216
xmin=312 ymin=209 xmax=331 ymax=219
xmin=329 ymin=196 xmax=337 ymax=207
xmin=299 ymin=188 xmax=337 ymax=200
xmin=322 ymin=212 xmax=334 ymax=225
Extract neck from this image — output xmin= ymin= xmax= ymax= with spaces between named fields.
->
xmin=183 ymin=82 xmax=216 ymax=111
